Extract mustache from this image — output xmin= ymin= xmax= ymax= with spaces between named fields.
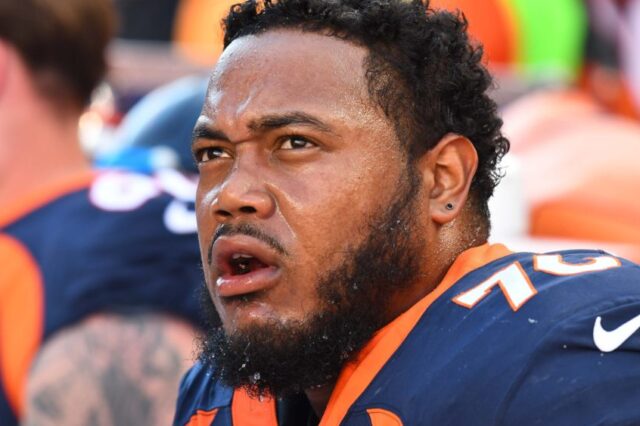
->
xmin=207 ymin=223 xmax=288 ymax=266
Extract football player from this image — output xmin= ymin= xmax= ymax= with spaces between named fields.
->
xmin=174 ymin=1 xmax=640 ymax=425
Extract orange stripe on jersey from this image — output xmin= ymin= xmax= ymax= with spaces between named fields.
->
xmin=0 ymin=171 xmax=94 ymax=227
xmin=185 ymin=408 xmax=218 ymax=426
xmin=231 ymin=388 xmax=278 ymax=426
xmin=0 ymin=235 xmax=44 ymax=418
xmin=367 ymin=408 xmax=404 ymax=426
xmin=320 ymin=243 xmax=512 ymax=426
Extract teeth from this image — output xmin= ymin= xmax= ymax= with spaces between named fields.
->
xmin=232 ymin=253 xmax=253 ymax=260
xmin=230 ymin=253 xmax=254 ymax=275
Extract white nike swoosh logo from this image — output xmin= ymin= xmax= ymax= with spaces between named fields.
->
xmin=593 ymin=314 xmax=640 ymax=352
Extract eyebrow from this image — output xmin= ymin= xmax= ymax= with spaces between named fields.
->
xmin=191 ymin=111 xmax=334 ymax=146
xmin=191 ymin=125 xmax=229 ymax=143
xmin=247 ymin=112 xmax=333 ymax=134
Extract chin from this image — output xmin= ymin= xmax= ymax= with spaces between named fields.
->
xmin=222 ymin=300 xmax=306 ymax=333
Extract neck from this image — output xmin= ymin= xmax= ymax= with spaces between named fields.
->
xmin=0 ymin=108 xmax=90 ymax=208
xmin=305 ymin=381 xmax=336 ymax=418
xmin=0 ymin=44 xmax=91 ymax=208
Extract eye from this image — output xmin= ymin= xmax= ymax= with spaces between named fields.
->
xmin=279 ymin=136 xmax=316 ymax=150
xmin=194 ymin=146 xmax=232 ymax=163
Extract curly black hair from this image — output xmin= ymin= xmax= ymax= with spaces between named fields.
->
xmin=223 ymin=0 xmax=509 ymax=226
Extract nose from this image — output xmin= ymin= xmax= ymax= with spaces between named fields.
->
xmin=212 ymin=165 xmax=276 ymax=222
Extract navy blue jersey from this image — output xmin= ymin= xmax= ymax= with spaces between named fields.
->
xmin=174 ymin=244 xmax=640 ymax=425
xmin=0 ymin=170 xmax=205 ymax=425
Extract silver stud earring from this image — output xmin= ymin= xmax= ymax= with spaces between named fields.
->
xmin=445 ymin=202 xmax=454 ymax=211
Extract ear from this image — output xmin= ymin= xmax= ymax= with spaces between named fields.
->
xmin=421 ymin=133 xmax=478 ymax=225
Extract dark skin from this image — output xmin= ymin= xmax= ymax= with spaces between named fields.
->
xmin=192 ymin=29 xmax=480 ymax=416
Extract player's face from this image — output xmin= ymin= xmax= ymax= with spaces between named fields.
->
xmin=193 ymin=30 xmax=415 ymax=335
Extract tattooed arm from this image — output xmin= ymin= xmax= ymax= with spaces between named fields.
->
xmin=21 ymin=313 xmax=196 ymax=426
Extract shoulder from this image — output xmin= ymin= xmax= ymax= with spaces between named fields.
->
xmin=422 ymin=249 xmax=640 ymax=364
xmin=447 ymin=249 xmax=640 ymax=384
xmin=4 ymin=169 xmax=204 ymax=339
xmin=478 ymin=251 xmax=640 ymax=424
xmin=351 ymin=250 xmax=640 ymax=425
xmin=23 ymin=313 xmax=195 ymax=426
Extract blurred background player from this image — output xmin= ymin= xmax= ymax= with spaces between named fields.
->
xmin=0 ymin=0 xmax=207 ymax=424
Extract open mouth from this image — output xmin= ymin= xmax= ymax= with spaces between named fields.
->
xmin=211 ymin=235 xmax=283 ymax=298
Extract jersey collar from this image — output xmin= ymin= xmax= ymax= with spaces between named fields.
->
xmin=320 ymin=243 xmax=513 ymax=425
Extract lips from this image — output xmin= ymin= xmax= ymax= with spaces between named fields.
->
xmin=211 ymin=234 xmax=282 ymax=298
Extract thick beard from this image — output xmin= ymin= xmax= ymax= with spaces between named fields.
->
xmin=197 ymin=169 xmax=425 ymax=397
